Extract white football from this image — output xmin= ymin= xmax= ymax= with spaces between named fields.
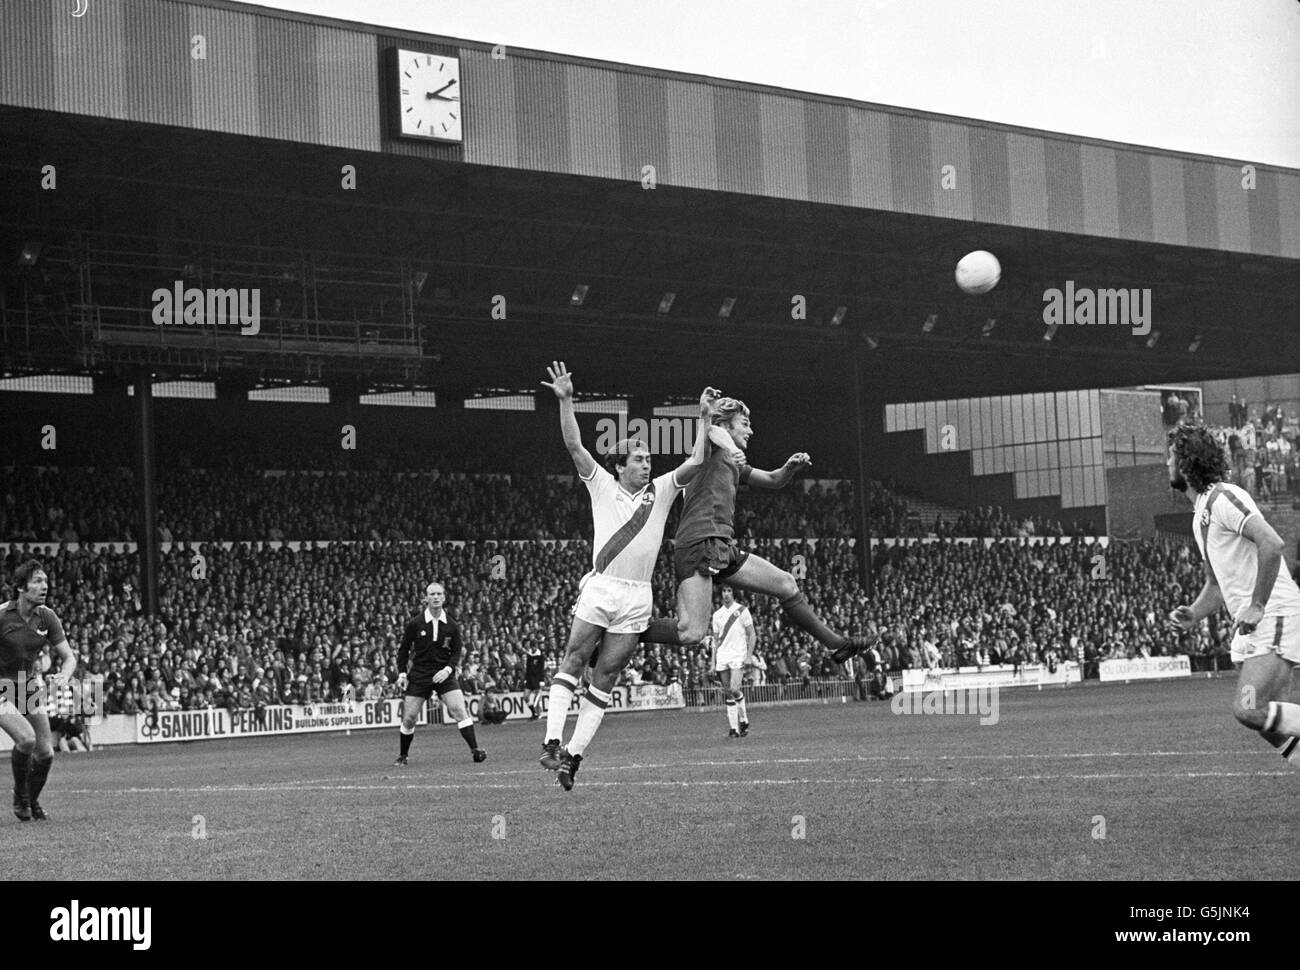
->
xmin=956 ymin=250 xmax=1001 ymax=295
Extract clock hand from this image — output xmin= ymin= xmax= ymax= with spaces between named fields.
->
xmin=427 ymin=80 xmax=457 ymax=98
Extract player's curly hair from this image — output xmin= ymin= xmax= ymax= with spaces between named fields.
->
xmin=711 ymin=397 xmax=750 ymax=426
xmin=11 ymin=558 xmax=45 ymax=598
xmin=1168 ymin=423 xmax=1228 ymax=493
xmin=602 ymin=437 xmax=649 ymax=475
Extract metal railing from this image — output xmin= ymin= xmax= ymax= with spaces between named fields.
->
xmin=685 ymin=678 xmax=870 ymax=708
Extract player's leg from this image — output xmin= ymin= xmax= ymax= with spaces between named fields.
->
xmin=724 ymin=552 xmax=874 ymax=663
xmin=648 ymin=540 xmax=720 ymax=647
xmin=440 ymin=687 xmax=486 ymax=762
xmin=395 ymin=692 xmax=426 ymax=765
xmin=730 ymin=666 xmax=750 ymax=736
xmin=25 ymin=706 xmax=55 ymax=820
xmin=1 ymin=697 xmax=37 ymax=821
xmin=721 ymin=663 xmax=742 ymax=736
xmin=559 ymin=631 xmax=639 ymax=791
xmin=1233 ymin=650 xmax=1300 ymax=762
xmin=675 ymin=574 xmax=714 ymax=646
xmin=542 ymin=617 xmax=604 ymax=768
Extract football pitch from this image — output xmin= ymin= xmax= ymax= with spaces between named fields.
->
xmin=11 ymin=675 xmax=1296 ymax=880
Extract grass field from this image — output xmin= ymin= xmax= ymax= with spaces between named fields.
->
xmin=8 ymin=675 xmax=1297 ymax=880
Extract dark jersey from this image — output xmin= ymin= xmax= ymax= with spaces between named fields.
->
xmin=397 ymin=610 xmax=463 ymax=680
xmin=675 ymin=447 xmax=753 ymax=545
xmin=524 ymin=653 xmax=545 ymax=684
xmin=0 ymin=601 xmax=64 ymax=679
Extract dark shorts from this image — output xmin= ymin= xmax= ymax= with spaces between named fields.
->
xmin=674 ymin=537 xmax=750 ymax=585
xmin=405 ymin=674 xmax=462 ymax=701
xmin=525 ymin=676 xmax=544 ymax=691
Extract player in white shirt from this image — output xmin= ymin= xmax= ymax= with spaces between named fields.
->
xmin=708 ymin=587 xmax=756 ymax=737
xmin=538 ymin=361 xmax=723 ymax=789
xmin=1165 ymin=425 xmax=1300 ymax=763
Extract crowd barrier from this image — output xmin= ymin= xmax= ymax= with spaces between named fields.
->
xmin=900 ymin=662 xmax=1080 ymax=692
xmin=686 ymin=678 xmax=861 ymax=707
xmin=0 ymin=683 xmax=686 ymax=750
xmin=1098 ymin=655 xmax=1192 ymax=682
xmin=0 ymin=656 xmax=1209 ymax=752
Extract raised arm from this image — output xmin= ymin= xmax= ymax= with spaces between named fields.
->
xmin=672 ymin=386 xmax=722 ymax=485
xmin=747 ymin=452 xmax=812 ymax=490
xmin=541 ymin=361 xmax=597 ymax=478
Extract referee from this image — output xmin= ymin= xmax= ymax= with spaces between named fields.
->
xmin=394 ymin=582 xmax=486 ymax=765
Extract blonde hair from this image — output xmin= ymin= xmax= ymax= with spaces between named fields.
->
xmin=711 ymin=397 xmax=750 ymax=426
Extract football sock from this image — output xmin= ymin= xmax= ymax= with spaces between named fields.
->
xmin=399 ymin=725 xmax=414 ymax=757
xmin=567 ymin=685 xmax=610 ymax=757
xmin=11 ymin=748 xmax=30 ymax=798
xmin=736 ymin=695 xmax=748 ymax=725
xmin=1263 ymin=701 xmax=1300 ymax=737
xmin=545 ymin=673 xmax=579 ymax=743
xmin=1260 ymin=729 xmax=1300 ymax=761
xmin=779 ymin=592 xmax=845 ymax=649
xmin=640 ymin=617 xmax=682 ymax=645
xmin=457 ymin=718 xmax=478 ymax=750
xmin=27 ymin=754 xmax=52 ymax=804
xmin=726 ymin=699 xmax=739 ymax=732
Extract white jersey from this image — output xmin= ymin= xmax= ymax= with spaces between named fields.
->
xmin=581 ymin=467 xmax=683 ymax=583
xmin=711 ymin=603 xmax=754 ymax=654
xmin=1192 ymin=482 xmax=1300 ymax=620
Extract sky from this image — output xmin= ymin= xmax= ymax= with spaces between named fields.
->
xmin=248 ymin=0 xmax=1300 ymax=168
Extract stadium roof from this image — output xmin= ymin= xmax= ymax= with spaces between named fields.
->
xmin=0 ymin=0 xmax=1297 ymax=407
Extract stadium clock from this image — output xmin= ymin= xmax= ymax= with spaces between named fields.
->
xmin=390 ymin=49 xmax=463 ymax=143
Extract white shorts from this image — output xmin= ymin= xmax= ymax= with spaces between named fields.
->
xmin=714 ymin=643 xmax=747 ymax=671
xmin=1230 ymin=613 xmax=1300 ymax=664
xmin=572 ymin=573 xmax=652 ymax=635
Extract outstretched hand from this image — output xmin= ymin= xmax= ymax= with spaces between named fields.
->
xmin=785 ymin=452 xmax=812 ymax=470
xmin=700 ymin=386 xmax=722 ymax=415
xmin=541 ymin=361 xmax=575 ymax=399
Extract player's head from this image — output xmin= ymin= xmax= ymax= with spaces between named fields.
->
xmin=424 ymin=581 xmax=446 ymax=611
xmin=721 ymin=587 xmax=736 ymax=605
xmin=1167 ymin=423 xmax=1227 ymax=495
xmin=12 ymin=559 xmax=47 ymax=604
xmin=712 ymin=397 xmax=752 ymax=449
xmin=603 ymin=437 xmax=652 ymax=488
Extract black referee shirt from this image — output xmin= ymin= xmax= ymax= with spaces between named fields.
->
xmin=525 ymin=653 xmax=545 ymax=682
xmin=397 ymin=609 xmax=463 ymax=679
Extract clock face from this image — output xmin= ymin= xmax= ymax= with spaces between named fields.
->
xmin=394 ymin=50 xmax=462 ymax=142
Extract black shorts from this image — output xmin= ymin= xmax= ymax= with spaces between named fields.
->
xmin=525 ymin=677 xmax=544 ymax=691
xmin=405 ymin=674 xmax=462 ymax=701
xmin=674 ymin=537 xmax=749 ymax=584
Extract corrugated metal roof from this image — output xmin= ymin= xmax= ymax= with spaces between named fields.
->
xmin=0 ymin=0 xmax=1294 ymax=258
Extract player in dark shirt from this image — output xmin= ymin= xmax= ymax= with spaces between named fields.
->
xmin=523 ymin=647 xmax=546 ymax=721
xmin=642 ymin=397 xmax=876 ymax=665
xmin=1 ymin=560 xmax=78 ymax=821
xmin=393 ymin=581 xmax=485 ymax=765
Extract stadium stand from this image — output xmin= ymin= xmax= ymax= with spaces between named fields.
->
xmin=3 ymin=532 xmax=1228 ymax=719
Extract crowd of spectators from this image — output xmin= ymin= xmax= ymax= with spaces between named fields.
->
xmin=1214 ymin=397 xmax=1300 ymax=502
xmin=2 ymin=467 xmax=1078 ymax=544
xmin=3 ymin=532 xmax=1237 ymax=722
